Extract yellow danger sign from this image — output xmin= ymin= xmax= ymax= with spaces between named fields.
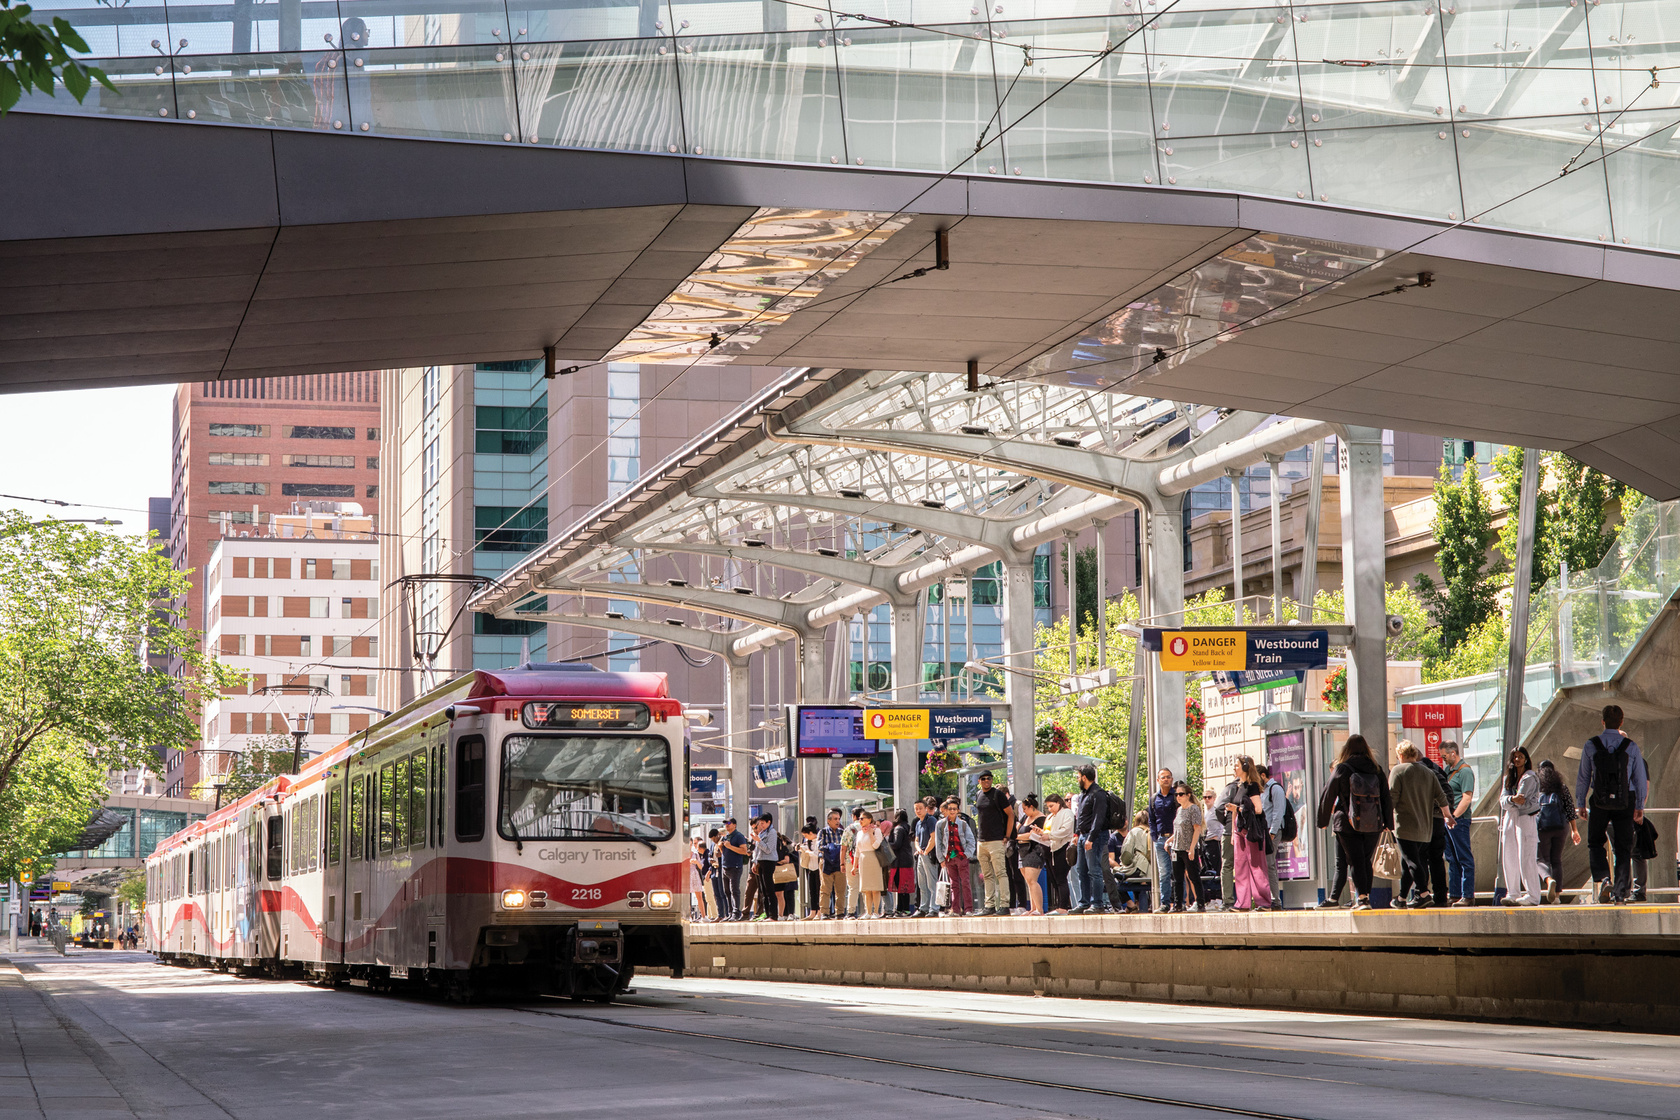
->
xmin=863 ymin=709 xmax=929 ymax=739
xmin=1159 ymin=631 xmax=1246 ymax=671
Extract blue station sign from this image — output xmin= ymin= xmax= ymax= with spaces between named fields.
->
xmin=929 ymin=707 xmax=993 ymax=742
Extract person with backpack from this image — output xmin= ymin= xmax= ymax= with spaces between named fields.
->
xmin=912 ymin=798 xmax=940 ymax=917
xmin=1315 ymin=735 xmax=1394 ymax=911
xmin=1498 ymin=746 xmax=1543 ymax=906
xmin=1070 ymin=764 xmax=1115 ymax=915
xmin=1257 ymin=764 xmax=1290 ymax=911
xmin=1575 ymin=704 xmax=1648 ymax=904
xmin=1389 ymin=741 xmax=1453 ymax=908
xmin=811 ymin=809 xmax=846 ymax=920
xmin=1533 ymin=760 xmax=1579 ymax=904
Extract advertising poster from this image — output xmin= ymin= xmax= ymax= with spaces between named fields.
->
xmin=1265 ymin=729 xmax=1311 ymax=880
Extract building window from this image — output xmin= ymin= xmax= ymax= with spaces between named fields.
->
xmin=283 ymin=454 xmax=356 ymax=468
xmin=474 ymin=612 xmax=545 ymax=635
xmin=366 ymin=486 xmax=378 ymax=499
xmin=474 ymin=503 xmax=548 ymax=552
xmin=333 ymin=636 xmax=352 ymax=657
xmin=368 ymin=427 xmax=380 ymax=441
xmin=332 ymin=559 xmax=351 ymax=580
xmin=208 ymin=423 xmax=268 ymax=437
xmin=208 ymin=452 xmax=269 ymax=466
xmin=208 ymin=481 xmax=268 ymax=495
xmin=1033 ymin=548 xmax=1051 ymax=609
xmin=366 ymin=457 xmax=379 ymax=470
xmin=282 ymin=483 xmax=356 ymax=498
xmin=341 ymin=597 xmax=353 ymax=618
xmin=476 ymin=360 xmax=540 ymax=373
xmin=282 ymin=425 xmax=356 ymax=440
xmin=474 ymin=397 xmax=548 ymax=455
xmin=310 ymin=597 xmax=329 ymax=618
xmin=368 ymin=637 xmax=378 ymax=659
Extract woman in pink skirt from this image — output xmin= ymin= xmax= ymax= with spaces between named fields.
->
xmin=1231 ymin=756 xmax=1272 ymax=912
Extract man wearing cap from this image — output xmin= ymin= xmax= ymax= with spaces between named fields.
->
xmin=973 ymin=771 xmax=1015 ymax=916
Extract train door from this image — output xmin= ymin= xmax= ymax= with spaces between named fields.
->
xmin=325 ymin=781 xmax=345 ymax=964
xmin=259 ymin=806 xmax=284 ymax=960
xmin=426 ymin=736 xmax=447 ymax=969
xmin=345 ymin=768 xmax=372 ymax=965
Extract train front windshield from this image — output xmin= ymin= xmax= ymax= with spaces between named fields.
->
xmin=499 ymin=735 xmax=675 ymax=841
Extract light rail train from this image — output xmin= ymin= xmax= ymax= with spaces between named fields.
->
xmin=144 ymin=664 xmax=689 ymax=1001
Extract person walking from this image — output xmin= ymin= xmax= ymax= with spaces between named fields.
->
xmin=972 ymin=771 xmax=1014 ymax=916
xmin=1440 ymin=740 xmax=1477 ymax=906
xmin=1534 ymin=759 xmax=1580 ymax=904
xmin=1148 ymin=769 xmax=1178 ymax=912
xmin=887 ymin=809 xmax=916 ymax=917
xmin=912 ymin=798 xmax=940 ymax=917
xmin=1388 ymin=741 xmax=1454 ymax=908
xmin=1257 ymin=764 xmax=1287 ymax=911
xmin=1031 ymin=792 xmax=1076 ymax=913
xmin=1169 ymin=782 xmax=1207 ymax=913
xmin=934 ymin=798 xmax=977 ymax=917
xmin=1575 ymin=705 xmax=1648 ymax=904
xmin=814 ymin=809 xmax=846 ymax=919
xmin=853 ymin=810 xmax=886 ymax=918
xmin=1497 ymin=746 xmax=1543 ymax=906
xmin=1230 ymin=756 xmax=1271 ymax=912
xmin=1315 ymin=735 xmax=1393 ymax=911
xmin=1015 ymin=794 xmax=1048 ymax=915
xmin=1070 ymin=764 xmax=1115 ymax=915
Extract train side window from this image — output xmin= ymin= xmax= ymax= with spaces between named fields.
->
xmin=433 ymin=743 xmax=446 ymax=846
xmin=408 ymin=750 xmax=427 ymax=849
xmin=248 ymin=822 xmax=260 ymax=882
xmin=455 ymin=736 xmax=485 ymax=842
xmin=393 ymin=756 xmax=411 ymax=850
xmin=327 ymin=785 xmax=343 ymax=866
xmin=266 ymin=816 xmax=283 ymax=881
xmin=349 ymin=775 xmax=365 ymax=860
xmin=378 ymin=762 xmax=395 ymax=854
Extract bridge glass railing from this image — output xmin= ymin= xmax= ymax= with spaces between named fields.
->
xmin=16 ymin=0 xmax=1680 ymax=252
xmin=1396 ymin=494 xmax=1680 ymax=784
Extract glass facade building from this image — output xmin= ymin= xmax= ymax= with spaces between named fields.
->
xmin=472 ymin=361 xmax=550 ymax=666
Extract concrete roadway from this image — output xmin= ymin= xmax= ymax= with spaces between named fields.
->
xmin=2 ymin=944 xmax=1676 ymax=1120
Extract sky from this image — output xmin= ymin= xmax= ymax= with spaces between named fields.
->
xmin=0 ymin=384 xmax=177 ymax=537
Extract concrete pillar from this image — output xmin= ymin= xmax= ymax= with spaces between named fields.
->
xmin=1501 ymin=450 xmax=1540 ymax=757
xmin=725 ymin=653 xmax=754 ymax=822
xmin=890 ymin=600 xmax=921 ymax=812
xmin=1338 ymin=427 xmax=1389 ymax=763
xmin=1003 ymin=556 xmax=1037 ymax=799
xmin=1145 ymin=504 xmax=1187 ymax=781
xmin=798 ymin=629 xmax=828 ymax=831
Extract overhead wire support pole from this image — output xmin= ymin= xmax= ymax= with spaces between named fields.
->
xmin=1094 ymin=519 xmax=1108 ymax=669
xmin=1501 ymin=449 xmax=1541 ymax=755
xmin=1226 ymin=468 xmax=1245 ymax=619
xmin=1264 ymin=454 xmax=1284 ymax=624
xmin=1292 ymin=438 xmax=1326 ymax=711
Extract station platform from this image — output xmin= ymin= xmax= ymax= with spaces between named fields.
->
xmin=688 ymin=907 xmax=1680 ymax=1032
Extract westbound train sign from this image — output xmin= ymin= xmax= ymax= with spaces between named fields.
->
xmin=1145 ymin=628 xmax=1330 ymax=673
xmin=863 ymin=706 xmax=994 ymax=742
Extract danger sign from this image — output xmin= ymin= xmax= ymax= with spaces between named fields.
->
xmin=1159 ymin=631 xmax=1246 ymax=672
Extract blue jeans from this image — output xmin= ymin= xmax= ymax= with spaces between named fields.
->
xmin=1443 ymin=816 xmax=1475 ymax=901
xmin=1152 ymin=838 xmax=1172 ymax=910
xmin=1076 ymin=832 xmax=1111 ymax=910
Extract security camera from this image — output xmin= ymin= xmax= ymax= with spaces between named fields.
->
xmin=1385 ymin=614 xmax=1405 ymax=637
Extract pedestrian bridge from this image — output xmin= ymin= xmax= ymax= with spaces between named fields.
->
xmin=11 ymin=0 xmax=1680 ymax=493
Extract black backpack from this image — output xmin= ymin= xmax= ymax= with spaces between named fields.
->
xmin=1104 ymin=790 xmax=1128 ymax=833
xmin=1278 ymin=785 xmax=1299 ymax=844
xmin=1348 ymin=768 xmax=1384 ymax=833
xmin=1536 ymin=790 xmax=1566 ymax=832
xmin=1588 ymin=736 xmax=1633 ymax=811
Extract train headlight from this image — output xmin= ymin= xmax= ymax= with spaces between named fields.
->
xmin=501 ymin=889 xmax=528 ymax=909
xmin=649 ymin=890 xmax=674 ymax=909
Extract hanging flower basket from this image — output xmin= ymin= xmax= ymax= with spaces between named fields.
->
xmin=839 ymin=760 xmax=877 ymax=791
xmin=1035 ymin=722 xmax=1071 ymax=754
xmin=922 ymin=747 xmax=956 ymax=777
xmin=1321 ymin=665 xmax=1348 ymax=712
xmin=1185 ymin=696 xmax=1205 ymax=734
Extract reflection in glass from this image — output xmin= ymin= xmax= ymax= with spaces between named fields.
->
xmin=175 ymin=51 xmax=348 ymax=130
xmin=676 ymin=32 xmax=845 ymax=165
xmin=517 ymin=38 xmax=682 ymax=151
xmin=12 ymin=54 xmax=176 ymax=118
xmin=346 ymin=45 xmax=518 ymax=140
xmin=499 ymin=734 xmax=674 ymax=841
xmin=838 ymin=24 xmax=1001 ymax=173
xmin=1456 ymin=113 xmax=1613 ymax=241
xmin=1305 ymin=122 xmax=1465 ymax=220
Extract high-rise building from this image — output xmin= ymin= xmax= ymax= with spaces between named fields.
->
xmin=165 ymin=374 xmax=381 ymax=797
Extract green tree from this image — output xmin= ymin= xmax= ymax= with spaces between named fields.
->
xmin=1 ymin=0 xmax=113 ymax=112
xmin=0 ymin=513 xmax=238 ymax=866
xmin=1414 ymin=462 xmax=1498 ymax=654
xmin=116 ymin=868 xmax=145 ymax=912
xmin=207 ymin=735 xmax=297 ymax=803
xmin=0 ymin=730 xmax=106 ymax=879
xmin=1547 ymin=453 xmax=1631 ymax=577
xmin=1493 ymin=447 xmax=1554 ymax=588
xmin=1426 ymin=613 xmax=1508 ymax=682
xmin=1058 ymin=544 xmax=1103 ymax=636
xmin=1312 ymin=583 xmax=1442 ymax=668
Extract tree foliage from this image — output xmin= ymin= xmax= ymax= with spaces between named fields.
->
xmin=0 ymin=0 xmax=114 ymax=113
xmin=116 ymin=868 xmax=146 ymax=912
xmin=1413 ymin=462 xmax=1499 ymax=654
xmin=204 ymin=735 xmax=298 ymax=803
xmin=0 ymin=512 xmax=238 ymax=836
xmin=0 ymin=730 xmax=107 ymax=879
xmin=1058 ymin=544 xmax=1103 ymax=636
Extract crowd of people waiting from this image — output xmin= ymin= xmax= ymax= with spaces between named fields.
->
xmin=684 ymin=704 xmax=1664 ymax=920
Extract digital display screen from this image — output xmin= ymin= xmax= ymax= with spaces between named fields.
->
xmin=794 ymin=706 xmax=876 ymax=758
xmin=522 ymin=702 xmax=651 ymax=731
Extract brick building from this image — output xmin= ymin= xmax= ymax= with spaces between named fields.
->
xmin=164 ymin=374 xmax=381 ymax=796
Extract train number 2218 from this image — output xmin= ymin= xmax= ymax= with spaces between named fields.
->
xmin=570 ymin=887 xmax=603 ymax=902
